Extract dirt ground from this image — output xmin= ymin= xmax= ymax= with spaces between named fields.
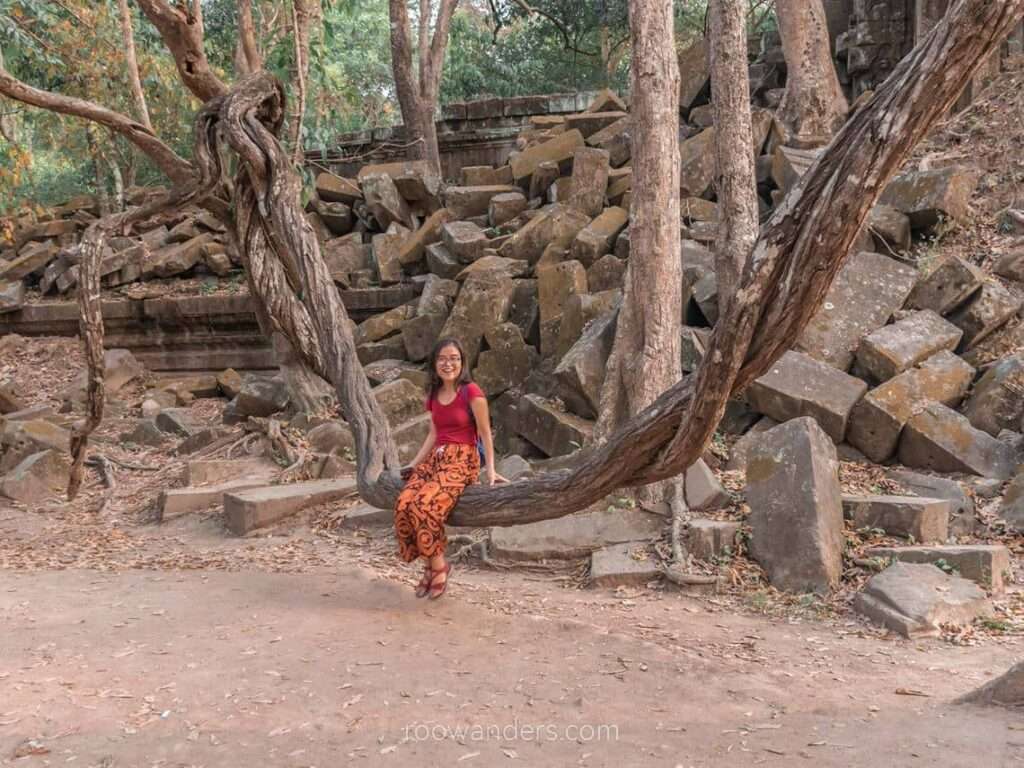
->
xmin=1 ymin=494 xmax=1021 ymax=768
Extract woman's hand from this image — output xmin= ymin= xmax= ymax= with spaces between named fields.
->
xmin=486 ymin=467 xmax=509 ymax=485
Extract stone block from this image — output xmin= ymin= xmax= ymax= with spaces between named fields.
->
xmin=401 ymin=311 xmax=447 ymax=362
xmin=362 ymin=173 xmax=413 ymax=230
xmin=158 ymin=478 xmax=271 ymax=522
xmin=340 ymin=503 xmax=392 ymax=528
xmin=885 ymin=468 xmax=976 ymax=534
xmin=425 ymin=243 xmax=462 ymax=279
xmin=677 ymin=38 xmax=710 ymax=110
xmin=185 ymin=458 xmax=278 ymax=486
xmin=906 ymin=256 xmax=985 ymax=315
xmin=489 ymin=192 xmax=528 ymax=228
xmin=439 ymin=274 xmax=516 ymax=366
xmin=234 ymin=378 xmax=290 ymax=418
xmin=842 ymin=494 xmax=950 ymax=542
xmin=854 ymin=562 xmax=991 ymax=638
xmin=588 ymin=543 xmax=661 ymax=588
xmin=570 ymin=207 xmax=628 ymax=269
xmin=499 ymin=205 xmax=590 ymax=265
xmin=684 ymin=459 xmax=729 ymax=510
xmin=0 ymin=241 xmax=58 ymax=281
xmin=357 ymin=335 xmax=408 ymax=365
xmin=747 ymin=350 xmax=868 ymax=443
xmin=0 ymin=280 xmax=25 ymax=314
xmin=444 ymin=185 xmax=520 ymax=220
xmin=372 ymin=378 xmax=425 ymax=427
xmin=510 ymin=130 xmax=585 ymax=183
xmin=868 ymin=204 xmax=911 ymax=253
xmin=517 ymin=394 xmax=593 ymax=457
xmin=371 ymin=228 xmax=407 ymax=284
xmin=855 ymin=310 xmax=963 ymax=382
xmin=537 ymin=260 xmax=588 ymax=358
xmin=866 ymin=544 xmax=1012 ymax=594
xmin=441 ymin=220 xmax=488 ymax=264
xmin=397 ymin=208 xmax=451 ymax=266
xmin=847 ymin=350 xmax=974 ymax=462
xmin=898 ymin=402 xmax=1017 ymax=480
xmin=879 ymin=166 xmax=980 ymax=233
xmin=797 ymin=251 xmax=917 ymax=370
xmin=963 ymin=353 xmax=1024 ymax=437
xmin=586 ymin=254 xmax=627 ymax=294
xmin=565 ymin=111 xmax=627 ymax=140
xmin=686 ymin=519 xmax=741 ymax=561
xmin=679 ymin=128 xmax=716 ymax=198
xmin=947 ymin=282 xmax=1022 ymax=349
xmin=315 ymin=173 xmax=362 ymax=205
xmin=475 ymin=323 xmax=537 ymax=396
xmin=489 ymin=507 xmax=664 ymax=561
xmin=0 ymin=450 xmax=70 ymax=503
xmin=771 ymin=145 xmax=821 ymax=193
xmin=568 ymin=147 xmax=610 ymax=217
xmin=455 ymin=254 xmax=529 ymax=283
xmin=746 ymin=417 xmax=844 ymax=593
xmin=554 ymin=308 xmax=617 ymax=419
xmin=224 ymin=478 xmax=358 ymax=535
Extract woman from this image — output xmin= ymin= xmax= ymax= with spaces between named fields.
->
xmin=393 ymin=338 xmax=506 ymax=599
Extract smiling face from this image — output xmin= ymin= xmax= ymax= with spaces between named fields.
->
xmin=434 ymin=343 xmax=463 ymax=384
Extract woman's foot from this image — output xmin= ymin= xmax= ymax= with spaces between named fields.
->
xmin=428 ymin=563 xmax=451 ymax=600
xmin=414 ymin=565 xmax=433 ymax=598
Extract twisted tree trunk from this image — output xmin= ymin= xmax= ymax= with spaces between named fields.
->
xmin=68 ymin=0 xmax=1024 ymax=523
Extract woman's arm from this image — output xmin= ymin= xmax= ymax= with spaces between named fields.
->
xmin=470 ymin=396 xmax=506 ymax=484
xmin=407 ymin=419 xmax=437 ymax=470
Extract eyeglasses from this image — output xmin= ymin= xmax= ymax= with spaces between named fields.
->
xmin=437 ymin=356 xmax=461 ymax=364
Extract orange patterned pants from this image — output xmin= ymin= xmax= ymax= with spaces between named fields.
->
xmin=394 ymin=443 xmax=480 ymax=562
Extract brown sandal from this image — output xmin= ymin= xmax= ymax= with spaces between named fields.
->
xmin=414 ymin=565 xmax=433 ymax=598
xmin=427 ymin=563 xmax=452 ymax=600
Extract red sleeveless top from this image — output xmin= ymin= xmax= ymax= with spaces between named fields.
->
xmin=426 ymin=383 xmax=484 ymax=446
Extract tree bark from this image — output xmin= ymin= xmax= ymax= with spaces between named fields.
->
xmin=62 ymin=1 xmax=1024 ymax=525
xmin=593 ymin=0 xmax=681 ymax=510
xmin=136 ymin=0 xmax=227 ymax=102
xmin=0 ymin=67 xmax=194 ymax=186
xmin=116 ymin=0 xmax=153 ymax=132
xmin=388 ymin=0 xmax=458 ymax=175
xmin=236 ymin=0 xmax=263 ymax=75
xmin=775 ymin=0 xmax=849 ymax=148
xmin=709 ymin=0 xmax=759 ymax=309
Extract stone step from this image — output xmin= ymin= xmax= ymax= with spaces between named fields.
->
xmin=686 ymin=519 xmax=741 ymax=561
xmin=185 ymin=458 xmax=279 ymax=486
xmin=488 ymin=507 xmax=664 ymax=561
xmin=157 ymin=478 xmax=271 ymax=522
xmin=841 ymin=494 xmax=950 ymax=543
xmin=865 ymin=544 xmax=1011 ymax=594
xmin=588 ymin=543 xmax=661 ymax=588
xmin=224 ymin=478 xmax=359 ymax=535
xmin=340 ymin=503 xmax=392 ymax=528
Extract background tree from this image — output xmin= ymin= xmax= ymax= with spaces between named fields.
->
xmin=594 ymin=0 xmax=680 ymax=513
xmin=774 ymin=0 xmax=848 ymax=147
xmin=387 ymin=0 xmax=459 ymax=175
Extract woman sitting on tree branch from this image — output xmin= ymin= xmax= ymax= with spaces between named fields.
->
xmin=394 ymin=338 xmax=507 ymax=599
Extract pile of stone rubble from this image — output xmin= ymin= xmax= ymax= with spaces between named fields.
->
xmin=2 ymin=77 xmax=1022 ymax=639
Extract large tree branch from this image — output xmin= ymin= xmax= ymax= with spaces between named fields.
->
xmin=709 ymin=0 xmax=758 ymax=309
xmin=118 ymin=0 xmax=154 ymax=132
xmin=0 ymin=67 xmax=194 ymax=185
xmin=135 ymin=0 xmax=227 ymax=102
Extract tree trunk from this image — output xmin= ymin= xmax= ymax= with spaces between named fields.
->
xmin=594 ymin=0 xmax=681 ymax=510
xmin=388 ymin=0 xmax=457 ymax=176
xmin=136 ymin=0 xmax=227 ymax=103
xmin=236 ymin=0 xmax=263 ymax=76
xmin=709 ymin=0 xmax=759 ymax=309
xmin=288 ymin=0 xmax=317 ymax=162
xmin=57 ymin=1 xmax=1024 ymax=522
xmin=775 ymin=0 xmax=849 ymax=148
xmin=117 ymin=0 xmax=153 ymax=132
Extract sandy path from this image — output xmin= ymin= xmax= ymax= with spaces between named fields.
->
xmin=1 ymin=564 xmax=1021 ymax=768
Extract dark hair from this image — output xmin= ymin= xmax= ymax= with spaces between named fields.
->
xmin=426 ymin=337 xmax=472 ymax=401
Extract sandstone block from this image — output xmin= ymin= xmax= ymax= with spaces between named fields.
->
xmin=589 ymin=543 xmax=661 ymax=588
xmin=854 ymin=562 xmax=991 ymax=638
xmin=510 ymin=130 xmax=585 ymax=182
xmin=489 ymin=507 xmax=663 ymax=560
xmin=847 ymin=350 xmax=974 ymax=462
xmin=224 ymin=478 xmax=358 ymax=535
xmin=568 ymin=147 xmax=610 ymax=217
xmin=842 ymin=494 xmax=950 ymax=542
xmin=517 ymin=394 xmax=593 ymax=457
xmin=570 ymin=207 xmax=628 ymax=268
xmin=441 ymin=220 xmax=489 ymax=263
xmin=686 ymin=519 xmax=741 ymax=561
xmin=315 ymin=173 xmax=362 ymax=205
xmin=898 ymin=402 xmax=1017 ymax=480
xmin=947 ymin=281 xmax=1022 ymax=349
xmin=489 ymin=192 xmax=528 ymax=228
xmin=362 ymin=173 xmax=413 ymax=230
xmin=554 ymin=308 xmax=617 ymax=419
xmin=964 ymin=353 xmax=1024 ymax=437
xmin=0 ymin=450 xmax=70 ymax=503
xmin=855 ymin=310 xmax=963 ymax=382
xmin=439 ymin=275 xmax=516 ymax=366
xmin=747 ymin=350 xmax=868 ymax=443
xmin=797 ymin=251 xmax=917 ymax=371
xmin=866 ymin=544 xmax=1011 ymax=594
xmin=746 ymin=417 xmax=844 ymax=593
xmin=879 ymin=166 xmax=980 ymax=233
xmin=906 ymin=256 xmax=985 ymax=315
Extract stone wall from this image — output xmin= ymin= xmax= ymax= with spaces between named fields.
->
xmin=305 ymin=92 xmax=600 ymax=182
